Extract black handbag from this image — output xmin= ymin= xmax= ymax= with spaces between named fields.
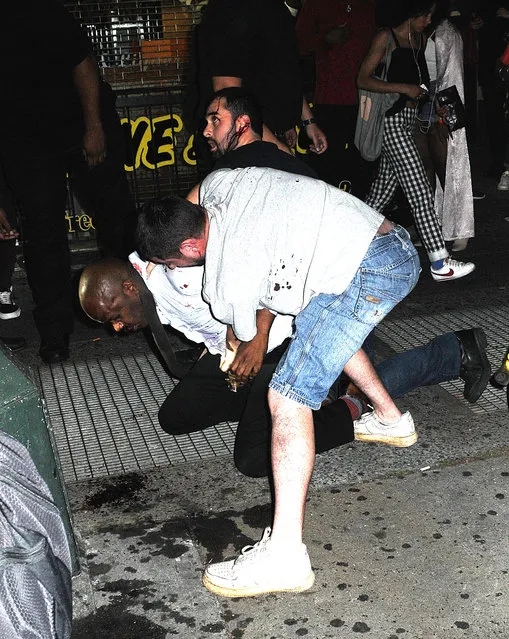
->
xmin=435 ymin=85 xmax=466 ymax=133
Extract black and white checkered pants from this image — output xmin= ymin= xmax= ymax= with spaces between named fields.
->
xmin=365 ymin=107 xmax=448 ymax=262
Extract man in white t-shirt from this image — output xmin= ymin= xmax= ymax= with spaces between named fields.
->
xmin=135 ymin=166 xmax=421 ymax=598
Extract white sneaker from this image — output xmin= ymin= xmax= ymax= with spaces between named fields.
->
xmin=430 ymin=258 xmax=475 ymax=282
xmin=354 ymin=411 xmax=417 ymax=447
xmin=497 ymin=170 xmax=509 ymax=191
xmin=202 ymin=528 xmax=315 ymax=598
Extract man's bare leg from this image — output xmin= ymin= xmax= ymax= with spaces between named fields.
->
xmin=268 ymin=389 xmax=315 ymax=549
xmin=343 ymin=349 xmax=401 ymax=423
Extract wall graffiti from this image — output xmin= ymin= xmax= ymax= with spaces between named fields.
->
xmin=120 ymin=113 xmax=308 ymax=171
xmin=121 ymin=113 xmax=193 ymax=170
xmin=67 ymin=112 xmax=310 ymax=234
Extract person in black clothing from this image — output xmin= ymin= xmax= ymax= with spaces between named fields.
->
xmin=475 ymin=2 xmax=509 ymax=179
xmin=189 ymin=0 xmax=326 ymax=171
xmin=0 ymin=1 xmax=135 ymax=364
xmin=203 ymin=88 xmax=317 ymax=177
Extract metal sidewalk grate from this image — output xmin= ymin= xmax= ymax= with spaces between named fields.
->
xmin=375 ymin=304 xmax=507 ymax=415
xmin=38 ymin=306 xmax=506 ymax=483
xmin=38 ymin=353 xmax=236 ymax=483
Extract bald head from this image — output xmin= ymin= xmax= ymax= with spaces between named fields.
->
xmin=79 ymin=258 xmax=148 ymax=333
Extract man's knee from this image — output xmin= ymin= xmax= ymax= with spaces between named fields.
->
xmin=233 ymin=450 xmax=269 ymax=478
xmin=158 ymin=399 xmax=194 ymax=435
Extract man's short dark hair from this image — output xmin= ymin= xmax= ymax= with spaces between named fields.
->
xmin=212 ymin=87 xmax=264 ymax=137
xmin=136 ymin=196 xmax=206 ymax=261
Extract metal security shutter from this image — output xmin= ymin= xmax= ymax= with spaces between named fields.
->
xmin=62 ymin=0 xmax=208 ymax=251
xmin=64 ymin=0 xmax=205 ymax=88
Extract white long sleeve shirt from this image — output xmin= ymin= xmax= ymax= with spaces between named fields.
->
xmin=129 ymin=252 xmax=293 ymax=355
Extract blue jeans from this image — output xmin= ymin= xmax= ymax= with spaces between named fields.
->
xmin=270 ymin=225 xmax=421 ymax=409
xmin=376 ymin=332 xmax=461 ymax=399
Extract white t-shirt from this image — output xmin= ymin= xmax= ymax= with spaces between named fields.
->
xmin=200 ymin=167 xmax=383 ymax=342
xmin=129 ymin=252 xmax=293 ymax=355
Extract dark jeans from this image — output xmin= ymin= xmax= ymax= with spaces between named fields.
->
xmin=0 ymin=117 xmax=135 ymax=341
xmin=159 ymin=332 xmax=461 ymax=478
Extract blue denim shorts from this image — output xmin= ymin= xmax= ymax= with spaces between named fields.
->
xmin=269 ymin=225 xmax=421 ymax=409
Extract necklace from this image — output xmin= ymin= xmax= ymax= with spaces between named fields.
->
xmin=346 ymin=3 xmax=352 ymax=12
xmin=408 ymin=26 xmax=422 ymax=87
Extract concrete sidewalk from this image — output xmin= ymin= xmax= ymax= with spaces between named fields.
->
xmin=68 ymin=445 xmax=509 ymax=638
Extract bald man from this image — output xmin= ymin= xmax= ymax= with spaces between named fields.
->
xmin=79 ymin=254 xmax=490 ymax=480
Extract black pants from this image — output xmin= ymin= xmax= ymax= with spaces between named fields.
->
xmin=0 ymin=239 xmax=16 ymax=292
xmin=479 ymin=74 xmax=508 ymax=173
xmin=304 ymin=104 xmax=374 ymax=199
xmin=0 ymin=164 xmax=18 ymax=292
xmin=1 ymin=116 xmax=135 ymax=341
xmin=158 ymin=345 xmax=354 ymax=478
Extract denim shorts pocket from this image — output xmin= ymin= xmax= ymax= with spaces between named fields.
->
xmin=351 ymin=269 xmax=413 ymax=326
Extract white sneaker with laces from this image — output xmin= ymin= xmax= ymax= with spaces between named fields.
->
xmin=354 ymin=411 xmax=417 ymax=447
xmin=0 ymin=287 xmax=21 ymax=320
xmin=430 ymin=258 xmax=475 ymax=282
xmin=497 ymin=170 xmax=509 ymax=191
xmin=202 ymin=527 xmax=315 ymax=598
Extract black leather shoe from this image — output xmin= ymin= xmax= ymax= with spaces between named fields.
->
xmin=0 ymin=335 xmax=26 ymax=352
xmin=455 ymin=328 xmax=491 ymax=403
xmin=39 ymin=336 xmax=70 ymax=364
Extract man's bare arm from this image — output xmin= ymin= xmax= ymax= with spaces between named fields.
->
xmin=73 ymin=55 xmax=106 ymax=168
xmin=229 ymin=308 xmax=276 ymax=382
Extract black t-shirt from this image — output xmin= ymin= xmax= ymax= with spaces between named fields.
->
xmin=0 ymin=0 xmax=91 ymax=151
xmin=213 ymin=140 xmax=317 ymax=177
xmin=196 ymin=0 xmax=303 ymax=134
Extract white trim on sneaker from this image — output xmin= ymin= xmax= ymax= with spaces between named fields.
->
xmin=0 ymin=287 xmax=21 ymax=320
xmin=430 ymin=258 xmax=475 ymax=282
xmin=354 ymin=411 xmax=417 ymax=447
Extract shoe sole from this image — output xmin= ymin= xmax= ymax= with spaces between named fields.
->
xmin=354 ymin=431 xmax=418 ymax=447
xmin=202 ymin=570 xmax=315 ymax=598
xmin=0 ymin=309 xmax=21 ymax=320
xmin=464 ymin=329 xmax=491 ymax=403
xmin=497 ymin=185 xmax=509 ymax=191
xmin=431 ymin=264 xmax=475 ymax=282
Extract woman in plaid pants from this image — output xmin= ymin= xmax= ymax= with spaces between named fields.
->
xmin=357 ymin=0 xmax=474 ymax=281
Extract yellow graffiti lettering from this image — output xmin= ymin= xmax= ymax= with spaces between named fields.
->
xmin=65 ymin=210 xmax=75 ymax=234
xmin=78 ymin=214 xmax=95 ymax=232
xmin=183 ymin=133 xmax=197 ymax=166
xmin=121 ymin=114 xmax=185 ymax=171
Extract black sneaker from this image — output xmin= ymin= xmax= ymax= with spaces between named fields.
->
xmin=0 ymin=287 xmax=21 ymax=320
xmin=472 ymin=189 xmax=485 ymax=200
